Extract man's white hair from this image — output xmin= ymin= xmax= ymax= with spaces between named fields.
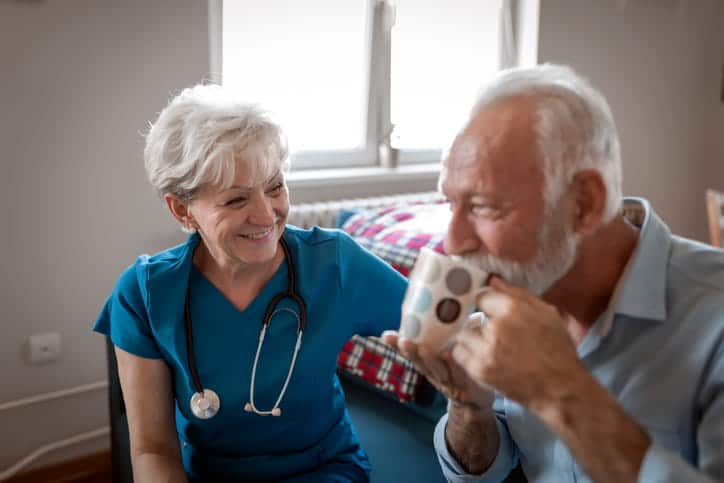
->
xmin=144 ymin=83 xmax=289 ymax=202
xmin=470 ymin=64 xmax=622 ymax=222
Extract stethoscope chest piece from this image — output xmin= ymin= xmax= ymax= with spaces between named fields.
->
xmin=190 ymin=389 xmax=220 ymax=419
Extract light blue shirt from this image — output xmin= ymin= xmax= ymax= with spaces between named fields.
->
xmin=434 ymin=198 xmax=724 ymax=482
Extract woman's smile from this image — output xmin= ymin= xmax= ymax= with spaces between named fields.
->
xmin=238 ymin=225 xmax=276 ymax=243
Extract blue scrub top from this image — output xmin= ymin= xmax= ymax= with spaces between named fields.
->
xmin=94 ymin=225 xmax=408 ymax=481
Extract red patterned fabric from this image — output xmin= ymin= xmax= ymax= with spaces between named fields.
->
xmin=337 ymin=335 xmax=435 ymax=404
xmin=335 ymin=201 xmax=451 ymax=405
xmin=341 ymin=201 xmax=449 ymax=276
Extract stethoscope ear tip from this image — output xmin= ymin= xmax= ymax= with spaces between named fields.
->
xmin=244 ymin=402 xmax=253 ymax=412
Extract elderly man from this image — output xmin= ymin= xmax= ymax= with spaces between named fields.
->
xmin=384 ymin=64 xmax=724 ymax=482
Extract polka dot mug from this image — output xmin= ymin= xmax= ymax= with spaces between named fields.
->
xmin=400 ymin=247 xmax=489 ymax=353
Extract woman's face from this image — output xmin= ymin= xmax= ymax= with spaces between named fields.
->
xmin=187 ymin=162 xmax=289 ymax=269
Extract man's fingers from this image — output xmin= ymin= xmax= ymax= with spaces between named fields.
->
xmin=397 ymin=336 xmax=420 ymax=362
xmin=416 ymin=344 xmax=453 ymax=385
xmin=399 ymin=337 xmax=455 ymax=388
xmin=453 ymin=327 xmax=487 ymax=361
xmin=476 ymin=289 xmax=515 ymax=320
xmin=487 ymin=275 xmax=534 ymax=300
xmin=451 ymin=341 xmax=472 ymax=368
xmin=380 ymin=330 xmax=399 ymax=348
xmin=398 ymin=337 xmax=447 ymax=383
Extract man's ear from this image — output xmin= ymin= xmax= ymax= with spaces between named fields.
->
xmin=164 ymin=194 xmax=195 ymax=231
xmin=571 ymin=169 xmax=607 ymax=236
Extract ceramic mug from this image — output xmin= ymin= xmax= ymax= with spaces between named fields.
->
xmin=400 ymin=247 xmax=489 ymax=353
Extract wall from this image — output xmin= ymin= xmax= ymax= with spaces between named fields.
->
xmin=0 ymin=0 xmax=208 ymax=472
xmin=703 ymin=1 xmax=724 ymax=189
xmin=537 ymin=0 xmax=723 ymax=241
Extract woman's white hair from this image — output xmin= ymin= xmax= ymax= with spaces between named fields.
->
xmin=470 ymin=64 xmax=622 ymax=222
xmin=144 ymin=83 xmax=289 ymax=202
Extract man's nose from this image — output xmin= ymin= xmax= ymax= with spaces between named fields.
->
xmin=444 ymin=208 xmax=481 ymax=255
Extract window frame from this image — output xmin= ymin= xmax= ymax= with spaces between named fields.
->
xmin=210 ymin=0 xmax=522 ymax=172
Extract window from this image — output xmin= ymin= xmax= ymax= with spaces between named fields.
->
xmin=219 ymin=0 xmax=506 ymax=170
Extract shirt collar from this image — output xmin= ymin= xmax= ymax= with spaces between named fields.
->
xmin=609 ymin=197 xmax=671 ymax=322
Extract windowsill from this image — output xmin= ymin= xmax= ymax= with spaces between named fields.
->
xmin=286 ymin=162 xmax=441 ymax=189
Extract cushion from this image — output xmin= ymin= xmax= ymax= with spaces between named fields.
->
xmin=335 ymin=200 xmax=451 ymax=406
xmin=338 ymin=335 xmax=437 ymax=405
xmin=340 ymin=200 xmax=449 ymax=276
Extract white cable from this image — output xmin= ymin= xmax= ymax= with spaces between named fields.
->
xmin=0 ymin=381 xmax=112 ymax=479
xmin=0 ymin=426 xmax=110 ymax=481
xmin=0 ymin=380 xmax=108 ymax=412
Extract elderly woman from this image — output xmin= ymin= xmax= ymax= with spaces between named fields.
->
xmin=93 ymin=84 xmax=407 ymax=482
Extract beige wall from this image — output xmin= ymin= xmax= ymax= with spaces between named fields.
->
xmin=0 ymin=0 xmax=208 ymax=471
xmin=537 ymin=0 xmax=723 ymax=241
xmin=703 ymin=1 xmax=724 ymax=191
xmin=1 ymin=0 xmax=723 ymax=475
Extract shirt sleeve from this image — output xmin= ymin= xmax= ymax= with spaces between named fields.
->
xmin=637 ymin=340 xmax=724 ymax=482
xmin=93 ymin=261 xmax=162 ymax=359
xmin=335 ymin=231 xmax=408 ymax=336
xmin=433 ymin=397 xmax=519 ymax=483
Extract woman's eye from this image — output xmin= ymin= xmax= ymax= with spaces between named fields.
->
xmin=225 ymin=197 xmax=246 ymax=206
xmin=268 ymin=182 xmax=284 ymax=195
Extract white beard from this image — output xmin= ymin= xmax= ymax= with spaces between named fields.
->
xmin=462 ymin=206 xmax=579 ymax=295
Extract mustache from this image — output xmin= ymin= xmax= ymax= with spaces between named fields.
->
xmin=460 ymin=232 xmax=579 ymax=296
xmin=461 ymin=253 xmax=523 ymax=279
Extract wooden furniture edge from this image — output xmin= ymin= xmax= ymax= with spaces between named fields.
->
xmin=6 ymin=450 xmax=112 ymax=483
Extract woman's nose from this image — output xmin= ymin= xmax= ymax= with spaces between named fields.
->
xmin=443 ymin=208 xmax=481 ymax=255
xmin=248 ymin=194 xmax=276 ymax=225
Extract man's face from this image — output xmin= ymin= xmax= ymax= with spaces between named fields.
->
xmin=440 ymin=98 xmax=578 ymax=295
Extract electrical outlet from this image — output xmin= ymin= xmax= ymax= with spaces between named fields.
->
xmin=27 ymin=332 xmax=62 ymax=365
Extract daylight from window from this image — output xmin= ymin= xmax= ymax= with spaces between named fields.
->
xmin=223 ymin=1 xmax=368 ymax=152
xmin=222 ymin=0 xmax=502 ymax=164
xmin=391 ymin=0 xmax=501 ymax=149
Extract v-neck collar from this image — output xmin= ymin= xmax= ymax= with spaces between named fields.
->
xmin=189 ymin=260 xmax=288 ymax=316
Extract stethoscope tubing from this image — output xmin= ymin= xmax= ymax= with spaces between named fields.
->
xmin=246 ymin=312 xmax=303 ymax=416
xmin=184 ymin=235 xmax=306 ymax=419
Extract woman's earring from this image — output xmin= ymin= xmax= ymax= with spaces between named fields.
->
xmin=184 ymin=218 xmax=197 ymax=233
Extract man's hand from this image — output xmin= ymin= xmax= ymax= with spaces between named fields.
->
xmin=381 ymin=327 xmax=495 ymax=410
xmin=381 ymin=327 xmax=500 ymax=475
xmin=451 ymin=275 xmax=584 ymax=410
xmin=450 ymin=276 xmax=651 ymax=483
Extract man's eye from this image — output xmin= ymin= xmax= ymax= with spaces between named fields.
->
xmin=471 ymin=205 xmax=495 ymax=216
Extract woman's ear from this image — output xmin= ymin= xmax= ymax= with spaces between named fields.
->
xmin=571 ymin=170 xmax=607 ymax=236
xmin=164 ymin=194 xmax=196 ymax=231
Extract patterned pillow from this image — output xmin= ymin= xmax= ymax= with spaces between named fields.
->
xmin=337 ymin=335 xmax=437 ymax=405
xmin=336 ymin=201 xmax=450 ymax=406
xmin=340 ymin=200 xmax=449 ymax=276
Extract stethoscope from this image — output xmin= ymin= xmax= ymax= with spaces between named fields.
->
xmin=185 ymin=236 xmax=307 ymax=419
